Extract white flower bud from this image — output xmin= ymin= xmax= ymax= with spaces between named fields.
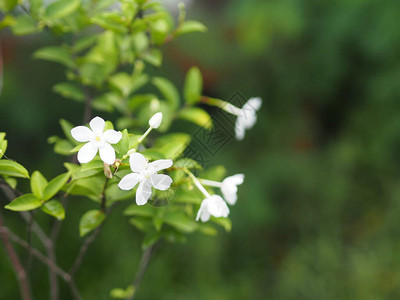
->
xmin=148 ymin=112 xmax=163 ymax=129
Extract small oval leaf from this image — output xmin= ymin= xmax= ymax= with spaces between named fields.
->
xmin=5 ymin=194 xmax=42 ymax=211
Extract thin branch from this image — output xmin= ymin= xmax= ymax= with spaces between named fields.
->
xmin=69 ymin=181 xmax=112 ymax=276
xmin=128 ymin=242 xmax=159 ymax=300
xmin=0 ymin=180 xmax=60 ymax=299
xmin=0 ymin=211 xmax=32 ymax=300
xmin=0 ymin=225 xmax=81 ymax=300
xmin=69 ymin=224 xmax=101 ymax=276
xmin=83 ymin=86 xmax=93 ymax=124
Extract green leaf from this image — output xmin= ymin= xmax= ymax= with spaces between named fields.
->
xmin=155 ymin=133 xmax=191 ymax=160
xmin=30 ymin=171 xmax=48 ymax=199
xmin=33 ymin=47 xmax=75 ymax=68
xmin=0 ymin=15 xmax=16 ymax=30
xmin=200 ymin=165 xmax=226 ymax=182
xmin=45 ymin=0 xmax=80 ymax=21
xmin=212 ymin=217 xmax=232 ymax=232
xmin=41 ymin=200 xmax=65 ymax=220
xmin=43 ymin=172 xmax=70 ymax=201
xmin=124 ymin=204 xmax=155 ymax=217
xmin=183 ymin=67 xmax=202 ymax=104
xmin=59 ymin=119 xmax=77 ymax=144
xmin=164 ymin=212 xmax=198 ymax=233
xmin=143 ymin=49 xmax=162 ymax=67
xmin=118 ymin=130 xmax=129 ymax=159
xmin=0 ymin=0 xmax=18 ymax=12
xmin=11 ymin=15 xmax=41 ymax=36
xmin=79 ymin=210 xmax=106 ymax=237
xmin=174 ymin=158 xmax=202 ymax=170
xmin=0 ymin=160 xmax=29 ymax=178
xmin=177 ymin=107 xmax=212 ymax=129
xmin=0 ymin=133 xmax=7 ymax=159
xmin=5 ymin=194 xmax=42 ymax=211
xmin=142 ymin=231 xmax=161 ymax=250
xmin=110 ymin=286 xmax=134 ymax=299
xmin=152 ymin=77 xmax=180 ymax=110
xmin=129 ymin=217 xmax=153 ymax=232
xmin=53 ymin=82 xmax=85 ymax=102
xmin=175 ymin=20 xmax=207 ymax=36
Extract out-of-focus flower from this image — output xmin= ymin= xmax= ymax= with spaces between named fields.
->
xmin=234 ymin=97 xmax=262 ymax=140
xmin=196 ymin=195 xmax=230 ymax=222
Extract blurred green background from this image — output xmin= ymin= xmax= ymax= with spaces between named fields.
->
xmin=2 ymin=0 xmax=400 ymax=299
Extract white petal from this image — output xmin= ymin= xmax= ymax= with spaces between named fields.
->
xmin=103 ymin=129 xmax=122 ymax=144
xmin=136 ymin=179 xmax=152 ymax=205
xmin=244 ymin=97 xmax=262 ymax=111
xmin=208 ymin=195 xmax=229 ymax=217
xmin=147 ymin=159 xmax=173 ymax=172
xmin=99 ymin=143 xmax=116 ymax=164
xmin=77 ymin=142 xmax=98 ymax=164
xmin=150 ymin=174 xmax=172 ymax=191
xmin=71 ymin=126 xmax=93 ymax=142
xmin=129 ymin=153 xmax=148 ymax=172
xmin=89 ymin=116 xmax=105 ymax=135
xmin=235 ymin=116 xmax=246 ymax=141
xmin=221 ymin=187 xmax=237 ymax=205
xmin=118 ymin=173 xmax=142 ymax=190
xmin=226 ymin=174 xmax=245 ymax=185
xmin=148 ymin=112 xmax=163 ymax=129
xmin=196 ymin=200 xmax=210 ymax=222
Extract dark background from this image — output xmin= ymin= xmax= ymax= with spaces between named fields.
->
xmin=2 ymin=0 xmax=400 ymax=299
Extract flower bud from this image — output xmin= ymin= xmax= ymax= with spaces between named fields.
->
xmin=148 ymin=112 xmax=163 ymax=129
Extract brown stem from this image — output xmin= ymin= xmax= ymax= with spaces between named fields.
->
xmin=128 ymin=242 xmax=159 ymax=300
xmin=69 ymin=225 xmax=101 ymax=277
xmin=0 ymin=180 xmax=59 ymax=299
xmin=0 ymin=225 xmax=81 ymax=299
xmin=83 ymin=86 xmax=93 ymax=123
xmin=69 ymin=184 xmax=112 ymax=277
xmin=0 ymin=211 xmax=32 ymax=300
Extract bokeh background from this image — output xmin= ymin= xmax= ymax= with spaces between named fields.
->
xmin=2 ymin=0 xmax=400 ymax=298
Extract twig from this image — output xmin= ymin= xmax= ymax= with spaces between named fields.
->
xmin=0 ymin=225 xmax=81 ymax=299
xmin=83 ymin=86 xmax=93 ymax=123
xmin=128 ymin=242 xmax=159 ymax=300
xmin=0 ymin=179 xmax=60 ymax=299
xmin=0 ymin=211 xmax=32 ymax=300
xmin=69 ymin=225 xmax=101 ymax=277
xmin=69 ymin=181 xmax=112 ymax=276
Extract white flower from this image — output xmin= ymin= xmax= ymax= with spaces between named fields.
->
xmin=221 ymin=174 xmax=244 ymax=205
xmin=196 ymin=195 xmax=230 ymax=222
xmin=148 ymin=112 xmax=163 ymax=129
xmin=71 ymin=116 xmax=122 ymax=165
xmin=118 ymin=153 xmax=173 ymax=205
xmin=235 ymin=97 xmax=262 ymax=141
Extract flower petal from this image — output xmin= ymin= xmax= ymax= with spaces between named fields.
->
xmin=89 ymin=116 xmax=105 ymax=135
xmin=208 ymin=195 xmax=229 ymax=218
xmin=118 ymin=173 xmax=142 ymax=190
xmin=103 ymin=129 xmax=122 ymax=144
xmin=221 ymin=187 xmax=237 ymax=205
xmin=150 ymin=174 xmax=172 ymax=191
xmin=71 ymin=126 xmax=93 ymax=142
xmin=244 ymin=97 xmax=262 ymax=111
xmin=235 ymin=116 xmax=246 ymax=141
xmin=196 ymin=200 xmax=210 ymax=222
xmin=77 ymin=142 xmax=98 ymax=164
xmin=129 ymin=153 xmax=148 ymax=173
xmin=136 ymin=179 xmax=152 ymax=205
xmin=99 ymin=143 xmax=116 ymax=164
xmin=147 ymin=159 xmax=173 ymax=172
xmin=226 ymin=174 xmax=245 ymax=185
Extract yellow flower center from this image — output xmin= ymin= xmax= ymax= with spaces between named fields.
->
xmin=95 ymin=136 xmax=101 ymax=141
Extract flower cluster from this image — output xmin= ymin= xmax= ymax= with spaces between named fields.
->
xmin=70 ymin=95 xmax=259 ymax=222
